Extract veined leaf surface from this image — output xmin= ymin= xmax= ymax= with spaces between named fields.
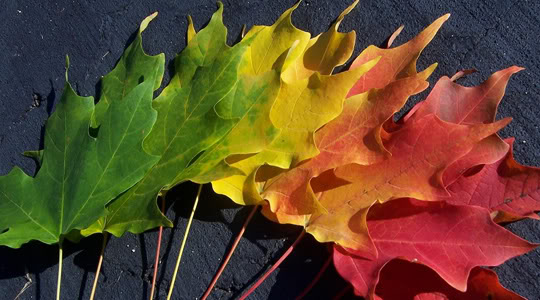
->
xmin=404 ymin=67 xmax=523 ymax=185
xmin=0 ymin=15 xmax=163 ymax=248
xmin=333 ymin=198 xmax=535 ymax=297
xmin=83 ymin=4 xmax=282 ymax=237
xmin=212 ymin=1 xmax=377 ymax=206
xmin=444 ymin=139 xmax=540 ymax=222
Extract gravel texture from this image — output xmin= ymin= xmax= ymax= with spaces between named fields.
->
xmin=0 ymin=1 xmax=539 ymax=299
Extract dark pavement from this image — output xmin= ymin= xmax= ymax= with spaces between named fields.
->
xmin=0 ymin=1 xmax=539 ymax=299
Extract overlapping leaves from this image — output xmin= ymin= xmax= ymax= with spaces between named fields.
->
xmin=212 ymin=0 xmax=378 ymax=206
xmin=245 ymin=11 xmax=538 ymax=299
xmin=83 ymin=4 xmax=271 ymax=236
xmin=0 ymin=1 xmax=538 ymax=299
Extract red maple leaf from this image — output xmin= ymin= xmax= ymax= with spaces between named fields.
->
xmin=333 ymin=198 xmax=536 ymax=298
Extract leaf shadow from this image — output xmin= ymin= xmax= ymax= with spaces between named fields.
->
xmin=45 ymin=79 xmax=57 ymax=117
xmin=168 ymin=182 xmax=237 ymax=223
xmin=169 ymin=182 xmax=306 ymax=244
xmin=166 ymin=182 xmax=330 ymax=298
xmin=71 ymin=234 xmax=106 ymax=299
xmin=226 ymin=225 xmax=305 ymax=299
xmin=264 ymin=236 xmax=353 ymax=300
xmin=138 ymin=233 xmax=150 ymax=300
xmin=0 ymin=234 xmax=103 ymax=300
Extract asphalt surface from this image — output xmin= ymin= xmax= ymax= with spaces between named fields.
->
xmin=0 ymin=1 xmax=539 ymax=299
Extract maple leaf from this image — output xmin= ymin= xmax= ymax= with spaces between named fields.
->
xmin=212 ymin=1 xmax=378 ymax=206
xmin=333 ymin=198 xmax=535 ymax=298
xmin=280 ymin=0 xmax=359 ymax=82
xmin=443 ymin=138 xmax=540 ymax=222
xmin=91 ymin=13 xmax=165 ymax=128
xmin=403 ymin=66 xmax=523 ymax=185
xmin=259 ymin=58 xmax=523 ymax=257
xmin=241 ymin=1 xmax=311 ymax=76
xmin=374 ymin=261 xmax=525 ymax=300
xmin=82 ymin=4 xmax=278 ymax=237
xmin=0 ymin=14 xmax=164 ymax=248
xmin=404 ymin=67 xmax=522 ymax=125
xmin=260 ymin=74 xmax=431 ymax=218
xmin=268 ymin=113 xmax=510 ymax=254
xmin=347 ymin=14 xmax=449 ymax=96
xmin=397 ymin=66 xmax=539 ymax=222
xmin=258 ymin=15 xmax=446 ymax=223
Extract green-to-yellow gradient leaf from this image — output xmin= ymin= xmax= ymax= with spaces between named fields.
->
xmin=212 ymin=1 xmax=378 ymax=206
xmin=83 ymin=3 xmax=283 ymax=237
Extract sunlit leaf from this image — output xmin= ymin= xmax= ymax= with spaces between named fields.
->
xmin=0 ymin=15 xmax=163 ymax=248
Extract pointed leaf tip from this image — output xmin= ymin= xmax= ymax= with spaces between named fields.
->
xmin=387 ymin=25 xmax=404 ymax=48
xmin=216 ymin=1 xmax=224 ymax=12
xmin=187 ymin=15 xmax=196 ymax=42
xmin=419 ymin=62 xmax=438 ymax=81
xmin=140 ymin=12 xmax=158 ymax=33
xmin=333 ymin=0 xmax=359 ymax=29
xmin=417 ymin=13 xmax=450 ymax=42
xmin=64 ymin=54 xmax=70 ymax=81
xmin=240 ymin=24 xmax=247 ymax=38
xmin=283 ymin=0 xmax=302 ymax=21
xmin=449 ymin=68 xmax=477 ymax=82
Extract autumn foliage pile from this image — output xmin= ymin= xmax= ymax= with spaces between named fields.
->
xmin=0 ymin=1 xmax=538 ymax=299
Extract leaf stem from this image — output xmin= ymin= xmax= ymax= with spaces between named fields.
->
xmin=201 ymin=205 xmax=259 ymax=300
xmin=238 ymin=229 xmax=306 ymax=300
xmin=149 ymin=196 xmax=166 ymax=300
xmin=90 ymin=232 xmax=109 ymax=300
xmin=295 ymin=254 xmax=332 ymax=300
xmin=166 ymin=184 xmax=203 ymax=300
xmin=56 ymin=240 xmax=64 ymax=300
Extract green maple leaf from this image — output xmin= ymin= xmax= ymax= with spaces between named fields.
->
xmin=92 ymin=13 xmax=165 ymax=127
xmin=82 ymin=3 xmax=280 ymax=237
xmin=0 ymin=14 xmax=164 ymax=248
